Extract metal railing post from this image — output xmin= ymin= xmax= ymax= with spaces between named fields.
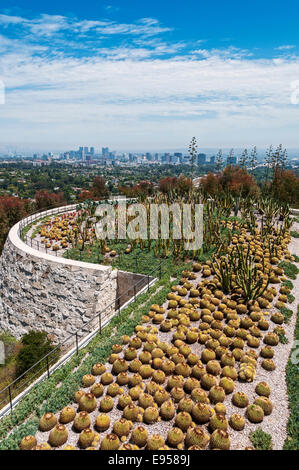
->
xmin=75 ymin=332 xmax=79 ymax=355
xmin=99 ymin=314 xmax=102 ymax=334
xmin=8 ymin=386 xmax=13 ymax=413
xmin=46 ymin=357 xmax=50 ymax=379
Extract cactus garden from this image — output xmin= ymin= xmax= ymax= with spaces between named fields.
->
xmin=14 ymin=195 xmax=299 ymax=450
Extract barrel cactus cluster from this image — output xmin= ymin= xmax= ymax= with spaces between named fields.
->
xmin=19 ymin=212 xmax=295 ymax=450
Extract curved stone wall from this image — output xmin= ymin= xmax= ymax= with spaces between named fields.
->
xmin=0 ymin=209 xmax=117 ymax=342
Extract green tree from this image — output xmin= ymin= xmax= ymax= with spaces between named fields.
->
xmin=188 ymin=137 xmax=198 ymax=182
xmin=215 ymin=149 xmax=223 ymax=173
xmin=16 ymin=331 xmax=59 ymax=377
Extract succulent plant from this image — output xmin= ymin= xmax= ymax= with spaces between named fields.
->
xmin=232 ymin=392 xmax=249 ymax=408
xmin=229 ymin=413 xmax=245 ymax=431
xmin=152 ymin=369 xmax=166 ymax=384
xmin=210 ymin=429 xmax=230 ymax=450
xmin=260 ymin=346 xmax=274 ymax=358
xmin=74 ymin=390 xmax=85 ymax=403
xmin=185 ymin=427 xmax=210 ymax=449
xmin=95 ymin=413 xmax=110 ymax=432
xmin=147 ymin=434 xmax=165 ymax=450
xmin=219 ymin=377 xmax=235 ymax=394
xmin=215 ymin=403 xmax=226 ymax=415
xmin=209 ymin=382 xmax=226 ymax=401
xmin=206 ymin=360 xmax=221 ymax=376
xmin=221 ymin=353 xmax=236 ymax=367
xmin=19 ymin=435 xmax=37 ymax=450
xmin=170 ymin=387 xmax=185 ymax=402
xmin=59 ymin=406 xmax=76 ymax=424
xmin=123 ymin=404 xmax=140 ymax=421
xmin=48 ymin=424 xmax=68 ymax=447
xmin=167 ymin=427 xmax=185 ymax=447
xmin=138 ymin=393 xmax=154 ymax=409
xmin=246 ymin=404 xmax=264 ymax=423
xmin=74 ymin=411 xmax=91 ymax=431
xmin=91 ymin=363 xmax=106 ymax=376
xmin=101 ymin=372 xmax=114 ymax=385
xmin=79 ymin=429 xmax=95 ymax=449
xmin=112 ymin=358 xmax=128 ymax=375
xmin=263 ymin=332 xmax=279 ymax=346
xmin=184 ymin=377 xmax=200 ymax=393
xmin=175 ymin=411 xmax=193 ymax=431
xmin=39 ymin=412 xmax=57 ymax=432
xmin=143 ymin=406 xmax=159 ymax=424
xmin=253 ymin=397 xmax=273 ymax=415
xmin=191 ymin=388 xmax=209 ymax=404
xmin=81 ymin=374 xmax=95 ymax=387
xmin=101 ymin=434 xmax=120 ymax=450
xmin=200 ymin=373 xmax=217 ymax=390
xmin=261 ymin=359 xmax=276 ymax=371
xmin=90 ymin=383 xmax=104 ymax=398
xmin=154 ymin=388 xmax=170 ymax=405
xmin=201 ymin=348 xmax=216 ymax=363
xmin=192 ymin=403 xmax=212 ymax=424
xmin=118 ymin=394 xmax=132 ymax=409
xmin=221 ymin=366 xmax=238 ymax=380
xmin=191 ymin=364 xmax=206 ymax=379
xmin=255 ymin=382 xmax=271 ymax=397
xmin=178 ymin=397 xmax=194 ymax=413
xmin=161 ymin=359 xmax=176 ymax=375
xmin=129 ymin=386 xmax=143 ymax=401
xmin=209 ymin=413 xmax=228 ymax=431
xmin=79 ymin=393 xmax=97 ymax=413
xmin=146 ymin=381 xmax=160 ymax=395
xmin=131 ymin=425 xmax=148 ymax=447
xmin=160 ymin=399 xmax=176 ymax=420
xmin=113 ymin=418 xmax=132 ymax=437
xmin=125 ymin=347 xmax=138 ymax=361
xmin=99 ymin=395 xmax=114 ymax=412
xmin=107 ymin=383 xmax=121 ymax=397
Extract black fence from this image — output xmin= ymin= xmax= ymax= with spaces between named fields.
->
xmin=0 ymin=259 xmax=165 ymax=415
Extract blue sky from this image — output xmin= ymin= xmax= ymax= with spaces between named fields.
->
xmin=0 ymin=1 xmax=299 ymax=152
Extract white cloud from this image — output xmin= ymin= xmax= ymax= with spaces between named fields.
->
xmin=0 ymin=13 xmax=171 ymax=38
xmin=0 ymin=13 xmax=298 ymax=149
xmin=276 ymin=45 xmax=296 ymax=51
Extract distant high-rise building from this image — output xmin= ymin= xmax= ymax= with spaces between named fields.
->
xmin=102 ymin=147 xmax=109 ymax=158
xmin=197 ymin=153 xmax=206 ymax=165
xmin=90 ymin=147 xmax=95 ymax=155
xmin=210 ymin=156 xmax=215 ymax=164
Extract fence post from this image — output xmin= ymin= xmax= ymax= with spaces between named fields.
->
xmin=8 ymin=386 xmax=13 ymax=413
xmin=75 ymin=332 xmax=79 ymax=355
xmin=99 ymin=314 xmax=102 ymax=334
xmin=134 ymin=285 xmax=136 ymax=302
xmin=46 ymin=357 xmax=50 ymax=379
xmin=118 ymin=298 xmax=121 ymax=315
xmin=147 ymin=275 xmax=150 ymax=291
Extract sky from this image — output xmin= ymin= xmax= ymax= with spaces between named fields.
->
xmin=0 ymin=0 xmax=299 ymax=153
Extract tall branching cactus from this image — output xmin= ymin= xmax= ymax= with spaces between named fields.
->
xmin=213 ymin=245 xmax=269 ymax=301
xmin=232 ymin=245 xmax=269 ymax=301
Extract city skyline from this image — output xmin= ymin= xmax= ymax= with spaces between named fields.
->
xmin=0 ymin=1 xmax=299 ymax=149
